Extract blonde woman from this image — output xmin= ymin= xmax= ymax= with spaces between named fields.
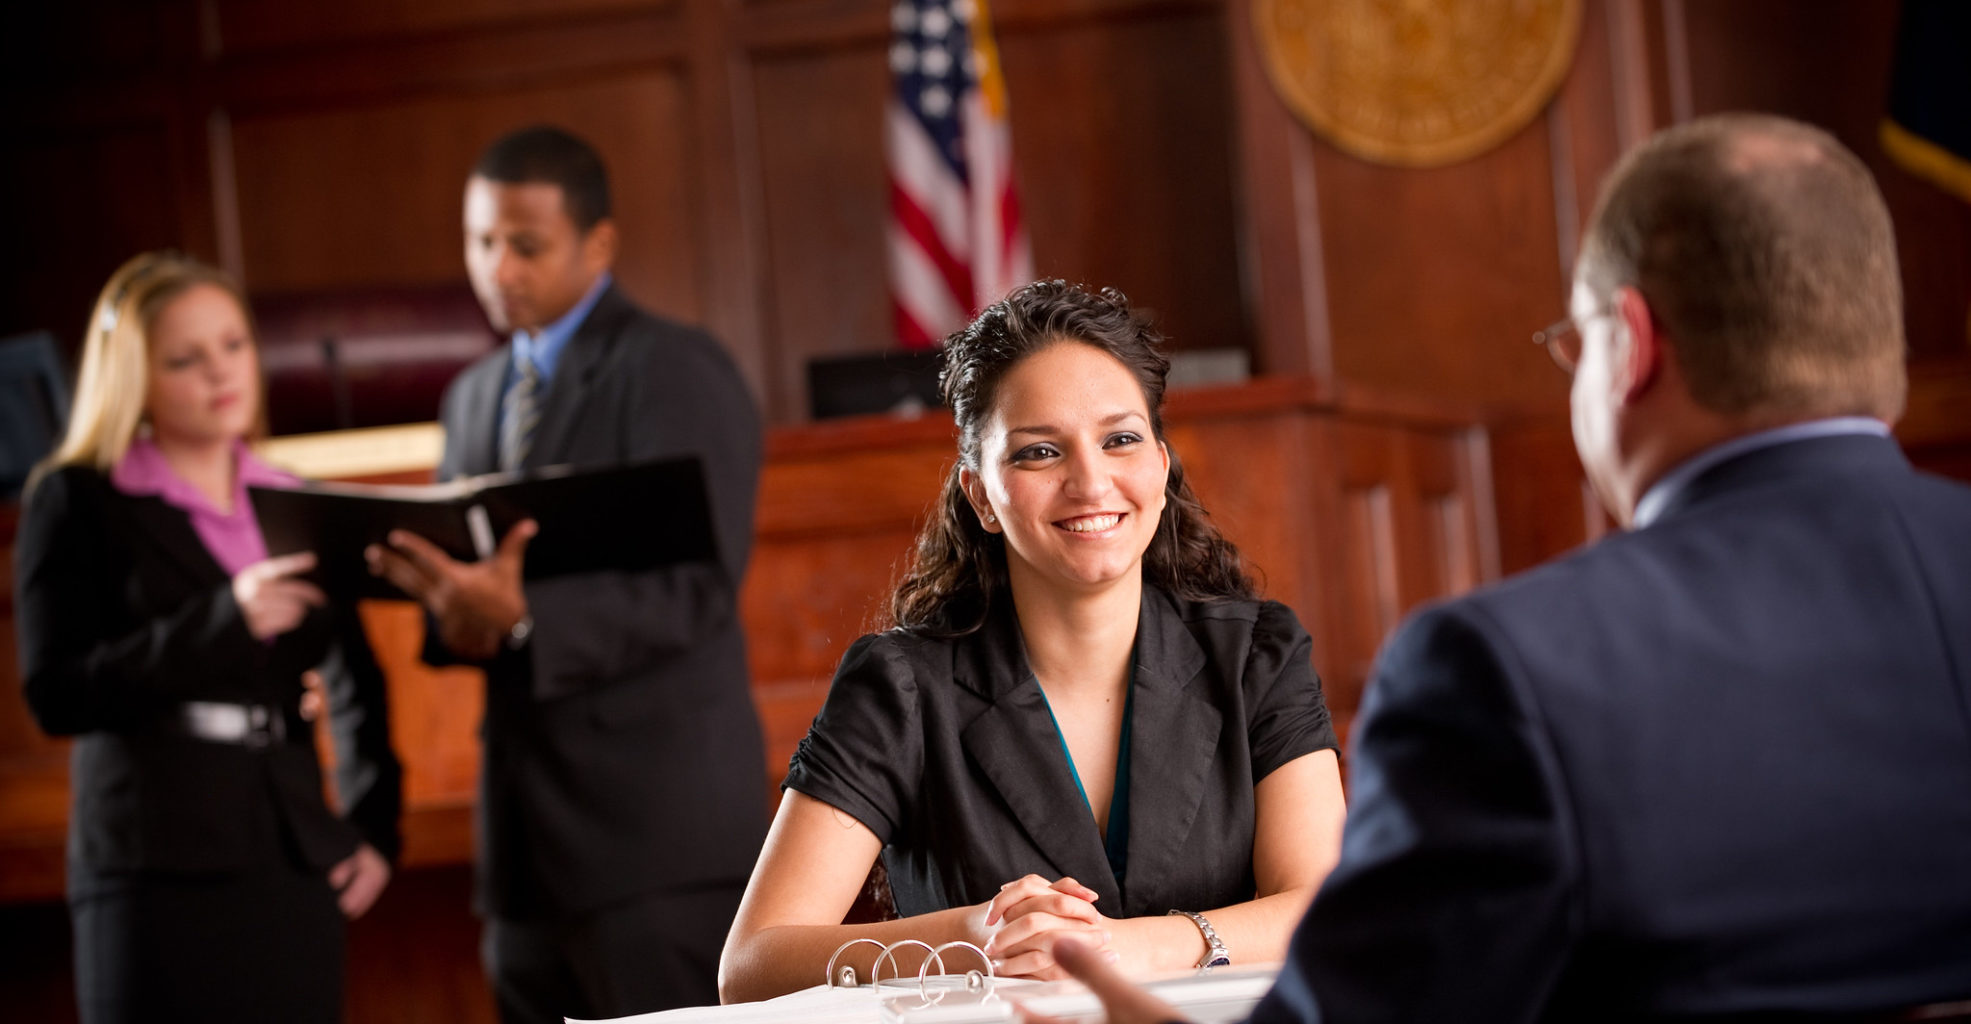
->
xmin=14 ymin=252 xmax=401 ymax=1023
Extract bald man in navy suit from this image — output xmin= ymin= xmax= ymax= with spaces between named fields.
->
xmin=1053 ymin=114 xmax=1971 ymax=1023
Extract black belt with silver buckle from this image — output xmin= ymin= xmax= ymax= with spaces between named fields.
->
xmin=161 ymin=701 xmax=289 ymax=749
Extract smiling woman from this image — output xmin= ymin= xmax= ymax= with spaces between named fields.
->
xmin=717 ymin=281 xmax=1348 ymax=1003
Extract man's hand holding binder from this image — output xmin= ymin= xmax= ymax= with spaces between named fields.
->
xmin=366 ymin=518 xmax=536 ymax=660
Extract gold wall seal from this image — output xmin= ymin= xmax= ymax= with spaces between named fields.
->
xmin=1253 ymin=0 xmax=1583 ymax=167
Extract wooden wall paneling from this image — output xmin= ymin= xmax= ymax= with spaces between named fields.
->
xmin=748 ymin=40 xmax=893 ymax=424
xmin=754 ymin=426 xmax=954 ymax=538
xmin=207 ymin=109 xmax=250 ymax=280
xmin=735 ymin=0 xmax=887 ymax=52
xmin=1155 ymin=380 xmax=1341 ymax=621
xmin=1 ymin=0 xmax=193 ymax=80
xmin=742 ymin=415 xmax=954 ymax=792
xmin=1325 ymin=415 xmax=1495 ymax=738
xmin=1600 ymin=0 xmax=1676 ymax=152
xmin=1358 ymin=425 xmax=1443 ymax=618
xmin=1458 ymin=425 xmax=1504 ymax=587
xmin=210 ymin=11 xmax=689 ymax=116
xmin=353 ymin=603 xmax=484 ymax=864
xmin=225 ymin=71 xmax=708 ymax=328
xmin=1545 ymin=0 xmax=1626 ymax=285
xmin=997 ymin=6 xmax=1250 ymax=354
xmin=1313 ymin=119 xmax=1570 ymax=413
xmin=1159 ymin=406 xmax=1333 ymax=649
xmin=1 ymin=0 xmax=207 ymax=342
xmin=1331 ymin=465 xmax=1399 ymax=742
xmin=683 ymin=0 xmax=775 ymax=418
xmin=1289 ymin=414 xmax=1351 ymax=729
xmin=210 ymin=0 xmax=670 ymax=57
xmin=1409 ymin=426 xmax=1486 ymax=601
xmin=1 ymin=119 xmax=191 ymax=342
xmin=743 ymin=527 xmax=928 ymax=801
xmin=1899 ymin=363 xmax=1971 ymax=485
xmin=744 ymin=531 xmax=922 ymax=685
xmin=1214 ymin=0 xmax=1628 ymax=579
xmin=166 ymin=93 xmax=227 ymax=281
xmin=1223 ymin=0 xmax=1334 ymax=381
xmin=1487 ymin=416 xmax=1605 ymax=576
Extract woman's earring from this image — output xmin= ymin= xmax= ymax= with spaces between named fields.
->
xmin=984 ymin=512 xmax=997 ymax=524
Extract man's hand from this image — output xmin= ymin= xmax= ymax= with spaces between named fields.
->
xmin=1021 ymin=936 xmax=1189 ymax=1024
xmin=232 ymin=552 xmax=326 ymax=641
xmin=365 ymin=520 xmax=537 ymax=660
xmin=328 ymin=842 xmax=392 ymax=920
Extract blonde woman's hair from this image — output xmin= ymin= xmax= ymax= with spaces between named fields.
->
xmin=38 ymin=252 xmax=260 ymax=482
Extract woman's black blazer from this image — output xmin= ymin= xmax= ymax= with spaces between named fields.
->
xmin=14 ymin=465 xmax=401 ymax=875
xmin=785 ymin=585 xmax=1335 ymax=920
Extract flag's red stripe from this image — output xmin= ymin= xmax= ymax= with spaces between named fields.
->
xmin=999 ymin=178 xmax=1024 ymax=271
xmin=895 ymin=299 xmax=941 ymax=351
xmin=890 ymin=178 xmax=975 ymax=312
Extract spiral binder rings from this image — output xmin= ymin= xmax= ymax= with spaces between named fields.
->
xmin=830 ymin=938 xmax=1277 ymax=1024
xmin=564 ymin=938 xmax=1276 ymax=1024
xmin=824 ymin=938 xmax=1005 ymax=1024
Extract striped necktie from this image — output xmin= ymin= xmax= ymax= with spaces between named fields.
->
xmin=499 ymin=352 xmax=542 ymax=472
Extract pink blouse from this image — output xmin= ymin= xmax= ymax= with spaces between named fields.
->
xmin=110 ymin=437 xmax=300 ymax=578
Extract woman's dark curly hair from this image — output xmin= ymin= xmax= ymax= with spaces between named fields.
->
xmin=889 ymin=280 xmax=1255 ymax=636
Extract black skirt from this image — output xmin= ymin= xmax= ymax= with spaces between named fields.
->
xmin=68 ymin=855 xmax=345 ymax=1024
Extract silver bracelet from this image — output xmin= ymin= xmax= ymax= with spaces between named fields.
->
xmin=1167 ymin=909 xmax=1231 ymax=972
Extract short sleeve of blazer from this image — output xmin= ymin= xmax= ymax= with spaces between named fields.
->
xmin=1243 ymin=600 xmax=1337 ymax=782
xmin=782 ymin=632 xmax=924 ymax=843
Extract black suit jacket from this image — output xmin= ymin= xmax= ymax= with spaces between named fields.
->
xmin=1252 ymin=434 xmax=1971 ymax=1023
xmin=785 ymin=586 xmax=1337 ymax=919
xmin=15 ymin=465 xmax=401 ymax=875
xmin=430 ymin=284 xmax=768 ymax=919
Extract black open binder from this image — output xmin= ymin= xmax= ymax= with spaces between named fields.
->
xmin=249 ymin=456 xmax=715 ymax=601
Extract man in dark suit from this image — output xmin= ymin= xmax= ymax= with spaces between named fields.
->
xmin=367 ymin=125 xmax=769 ymax=1023
xmin=1050 ymin=114 xmax=1971 ymax=1021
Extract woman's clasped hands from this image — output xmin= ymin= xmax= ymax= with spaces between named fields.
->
xmin=977 ymin=874 xmax=1121 ymax=979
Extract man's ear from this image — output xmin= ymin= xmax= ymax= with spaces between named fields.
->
xmin=1613 ymin=285 xmax=1663 ymax=404
xmin=958 ymin=467 xmax=999 ymax=533
xmin=583 ymin=218 xmax=619 ymax=276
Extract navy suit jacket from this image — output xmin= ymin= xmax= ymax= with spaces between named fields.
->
xmin=1252 ymin=434 xmax=1971 ymax=1022
xmin=430 ymin=284 xmax=768 ymax=919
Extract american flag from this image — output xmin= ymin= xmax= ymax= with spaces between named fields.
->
xmin=887 ymin=0 xmax=1034 ymax=349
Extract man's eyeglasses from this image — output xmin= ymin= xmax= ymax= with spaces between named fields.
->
xmin=1531 ymin=311 xmax=1613 ymax=375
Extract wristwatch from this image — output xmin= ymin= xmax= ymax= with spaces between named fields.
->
xmin=505 ymin=614 xmax=535 ymax=650
xmin=1167 ymin=909 xmax=1231 ymax=971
